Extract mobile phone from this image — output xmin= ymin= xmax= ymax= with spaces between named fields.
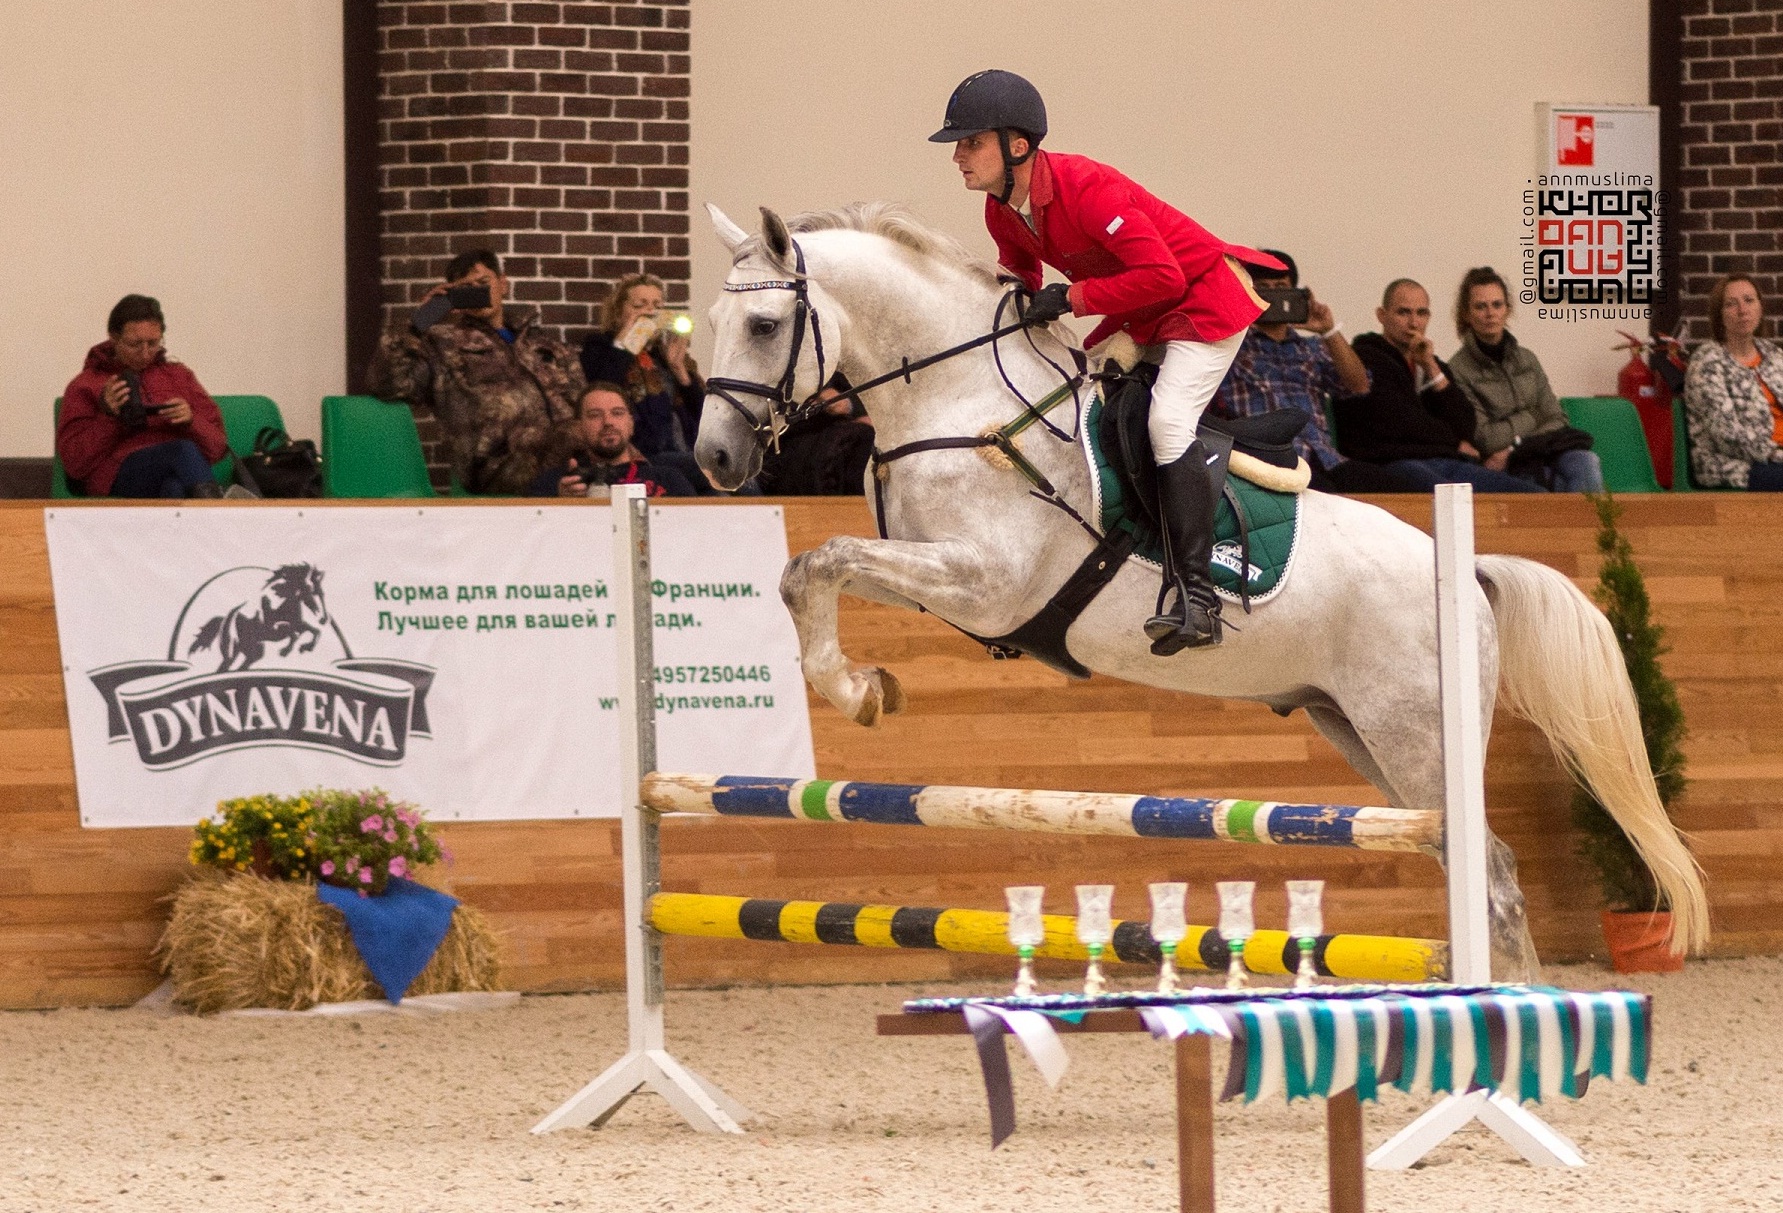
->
xmin=1256 ymin=286 xmax=1311 ymax=326
xmin=447 ymin=283 xmax=492 ymax=310
xmin=411 ymin=294 xmax=453 ymax=333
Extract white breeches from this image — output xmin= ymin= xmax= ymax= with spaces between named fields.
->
xmin=1147 ymin=330 xmax=1246 ymax=463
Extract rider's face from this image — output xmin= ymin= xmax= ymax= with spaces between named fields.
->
xmin=952 ymin=130 xmax=1027 ymax=193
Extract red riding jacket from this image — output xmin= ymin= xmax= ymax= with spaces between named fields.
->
xmin=985 ymin=149 xmax=1281 ymax=349
xmin=58 ymin=342 xmax=228 ymax=495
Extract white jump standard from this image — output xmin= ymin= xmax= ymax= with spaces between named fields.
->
xmin=536 ymin=483 xmax=1587 ymax=1171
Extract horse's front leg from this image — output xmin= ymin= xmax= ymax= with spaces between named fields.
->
xmin=781 ymin=535 xmax=1005 ymax=727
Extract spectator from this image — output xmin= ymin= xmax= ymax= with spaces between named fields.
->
xmin=1684 ymin=273 xmax=1783 ymax=490
xmin=756 ymin=378 xmax=875 ymax=495
xmin=527 ymin=383 xmax=697 ymax=498
xmin=1446 ymin=267 xmax=1602 ymax=492
xmin=581 ymin=273 xmax=705 ymax=459
xmin=58 ymin=294 xmax=229 ymax=498
xmin=1333 ymin=279 xmax=1543 ymax=493
xmin=1210 ymin=250 xmax=1424 ymax=492
xmin=367 ymin=249 xmax=583 ymax=495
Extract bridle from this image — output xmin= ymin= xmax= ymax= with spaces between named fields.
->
xmin=703 ymin=240 xmax=830 ymax=452
xmin=704 ymin=236 xmax=1059 ymax=454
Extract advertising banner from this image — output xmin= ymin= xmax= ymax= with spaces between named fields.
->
xmin=44 ymin=504 xmax=813 ymax=827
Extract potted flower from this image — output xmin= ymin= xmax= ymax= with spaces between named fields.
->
xmin=1573 ymin=492 xmax=1691 ymax=972
xmin=307 ymin=789 xmax=445 ymax=896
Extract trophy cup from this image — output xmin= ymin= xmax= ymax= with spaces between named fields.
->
xmin=1006 ymin=886 xmax=1045 ymax=997
xmin=1286 ymin=879 xmax=1325 ymax=989
xmin=1148 ymin=882 xmax=1188 ymax=995
xmin=1075 ymin=884 xmax=1114 ymax=998
xmin=1215 ymin=880 xmax=1255 ymax=991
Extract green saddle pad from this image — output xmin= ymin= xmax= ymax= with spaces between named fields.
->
xmin=1084 ymin=393 xmax=1302 ymax=604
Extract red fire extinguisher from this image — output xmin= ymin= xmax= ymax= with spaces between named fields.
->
xmin=1616 ymin=331 xmax=1676 ymax=488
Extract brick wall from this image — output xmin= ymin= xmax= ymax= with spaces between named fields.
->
xmin=1675 ymin=0 xmax=1783 ymax=341
xmin=375 ymin=0 xmax=690 ymax=479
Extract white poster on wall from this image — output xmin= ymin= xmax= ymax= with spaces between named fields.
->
xmin=44 ymin=504 xmax=813 ymax=828
xmin=1530 ymin=102 xmax=1661 ymax=312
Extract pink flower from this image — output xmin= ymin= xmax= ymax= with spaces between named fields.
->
xmin=383 ymin=829 xmax=398 ymax=843
xmin=361 ymin=814 xmax=384 ymax=833
xmin=346 ymin=856 xmax=360 ymax=873
xmin=398 ymin=810 xmax=419 ymax=827
xmin=388 ymin=856 xmax=409 ymax=878
xmin=320 ymin=860 xmax=335 ymax=876
xmin=357 ymin=888 xmax=369 ymax=898
xmin=358 ymin=868 xmax=373 ymax=883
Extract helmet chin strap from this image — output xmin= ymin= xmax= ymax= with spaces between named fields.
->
xmin=995 ymin=129 xmax=1035 ymax=206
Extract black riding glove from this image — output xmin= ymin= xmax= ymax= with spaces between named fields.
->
xmin=1022 ymin=282 xmax=1073 ymax=325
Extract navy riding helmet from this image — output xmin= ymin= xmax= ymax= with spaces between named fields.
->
xmin=929 ymin=70 xmax=1047 ymax=203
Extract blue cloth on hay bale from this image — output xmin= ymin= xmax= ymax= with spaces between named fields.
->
xmin=317 ymin=876 xmax=459 ymax=1004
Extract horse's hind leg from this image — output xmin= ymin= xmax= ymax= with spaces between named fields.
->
xmin=1319 ymin=695 xmax=1540 ymax=983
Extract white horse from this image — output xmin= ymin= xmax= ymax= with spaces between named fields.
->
xmin=695 ymin=201 xmax=1708 ymax=977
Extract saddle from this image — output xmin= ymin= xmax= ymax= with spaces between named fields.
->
xmin=1097 ymin=357 xmax=1312 ymax=541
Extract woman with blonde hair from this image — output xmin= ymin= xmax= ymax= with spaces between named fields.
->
xmin=1685 ymin=273 xmax=1783 ymax=490
xmin=1446 ymin=266 xmax=1602 ymax=492
xmin=580 ymin=273 xmax=705 ymax=459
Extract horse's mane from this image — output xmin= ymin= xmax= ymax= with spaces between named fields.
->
xmin=741 ymin=202 xmax=1006 ymax=289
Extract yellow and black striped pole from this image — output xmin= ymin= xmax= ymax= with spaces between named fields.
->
xmin=648 ymin=892 xmax=1446 ymax=983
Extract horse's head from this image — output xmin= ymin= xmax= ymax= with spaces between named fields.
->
xmin=697 ymin=204 xmax=850 ymax=489
xmin=266 ymin=563 xmax=328 ymax=627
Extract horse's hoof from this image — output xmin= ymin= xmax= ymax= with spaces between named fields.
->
xmin=847 ymin=667 xmax=901 ymax=727
xmin=879 ymin=668 xmax=906 ymax=716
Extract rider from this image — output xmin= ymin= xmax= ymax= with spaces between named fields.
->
xmin=933 ymin=70 xmax=1281 ymax=654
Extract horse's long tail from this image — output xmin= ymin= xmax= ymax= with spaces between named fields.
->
xmin=1476 ymin=554 xmax=1708 ymax=954
xmin=189 ymin=615 xmax=222 ymax=655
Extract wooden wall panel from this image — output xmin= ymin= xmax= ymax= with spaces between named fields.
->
xmin=2 ymin=495 xmax=1780 ymax=1008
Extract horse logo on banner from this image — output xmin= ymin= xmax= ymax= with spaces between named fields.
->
xmin=86 ymin=563 xmax=435 ymax=770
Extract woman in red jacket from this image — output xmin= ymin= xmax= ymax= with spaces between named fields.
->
xmin=933 ymin=70 xmax=1279 ymax=654
xmin=57 ymin=295 xmax=229 ymax=497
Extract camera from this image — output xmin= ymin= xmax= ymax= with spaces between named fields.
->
xmin=447 ymin=283 xmax=492 ymax=310
xmin=117 ymin=371 xmax=151 ymax=429
xmin=1256 ymin=286 xmax=1311 ymax=326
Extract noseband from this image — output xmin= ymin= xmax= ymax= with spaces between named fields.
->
xmin=704 ymin=240 xmax=829 ymax=452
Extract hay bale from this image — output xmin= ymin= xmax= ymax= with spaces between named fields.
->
xmin=155 ymin=872 xmax=501 ymax=1014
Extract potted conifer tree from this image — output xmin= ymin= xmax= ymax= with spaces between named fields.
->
xmin=1573 ymin=492 xmax=1691 ymax=972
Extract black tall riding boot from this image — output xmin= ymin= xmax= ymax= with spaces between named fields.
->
xmin=1144 ymin=441 xmax=1222 ymax=655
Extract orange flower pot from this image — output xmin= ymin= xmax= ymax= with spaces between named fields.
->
xmin=1600 ymin=910 xmax=1684 ymax=973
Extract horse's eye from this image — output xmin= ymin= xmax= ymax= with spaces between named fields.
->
xmin=750 ymin=317 xmax=779 ymax=338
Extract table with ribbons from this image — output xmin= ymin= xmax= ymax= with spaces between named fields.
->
xmin=877 ymin=983 xmax=1650 ymax=1213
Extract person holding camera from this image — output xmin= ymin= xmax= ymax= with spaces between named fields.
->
xmin=580 ymin=273 xmax=705 ymax=459
xmin=934 ymin=69 xmax=1284 ymax=653
xmin=1209 ymin=250 xmax=1426 ymax=493
xmin=1333 ymin=279 xmax=1544 ymax=493
xmin=526 ymin=383 xmax=697 ymax=498
xmin=1445 ymin=267 xmax=1602 ymax=492
xmin=367 ymin=249 xmax=584 ymax=495
xmin=57 ymin=294 xmax=229 ymax=497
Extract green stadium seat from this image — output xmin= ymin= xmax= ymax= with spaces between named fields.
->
xmin=1671 ymin=396 xmax=1693 ymax=492
xmin=209 ymin=395 xmax=288 ymax=486
xmin=50 ymin=397 xmax=73 ymax=498
xmin=321 ymin=395 xmax=437 ymax=498
xmin=1559 ymin=396 xmax=1662 ymax=493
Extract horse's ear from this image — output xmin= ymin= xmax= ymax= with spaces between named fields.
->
xmin=759 ymin=207 xmax=794 ymax=271
xmin=706 ymin=203 xmax=749 ymax=254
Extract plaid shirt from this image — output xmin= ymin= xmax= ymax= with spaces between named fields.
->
xmin=1209 ymin=329 xmax=1355 ymax=471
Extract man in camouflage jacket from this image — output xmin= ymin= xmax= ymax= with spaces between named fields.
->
xmin=367 ymin=250 xmax=583 ymax=495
